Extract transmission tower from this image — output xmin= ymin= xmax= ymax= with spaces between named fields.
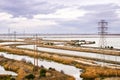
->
xmin=98 ymin=20 xmax=108 ymax=48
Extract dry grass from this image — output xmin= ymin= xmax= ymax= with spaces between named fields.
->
xmin=81 ymin=66 xmax=120 ymax=79
xmin=0 ymin=56 xmax=75 ymax=80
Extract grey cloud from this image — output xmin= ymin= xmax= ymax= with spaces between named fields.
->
xmin=0 ymin=0 xmax=120 ymax=34
xmin=51 ymin=4 xmax=120 ymax=34
xmin=80 ymin=3 xmax=120 ymax=11
xmin=0 ymin=0 xmax=66 ymax=17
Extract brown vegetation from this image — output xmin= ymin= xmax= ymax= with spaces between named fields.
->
xmin=0 ymin=46 xmax=120 ymax=79
xmin=0 ymin=75 xmax=13 ymax=80
xmin=81 ymin=66 xmax=120 ymax=79
xmin=0 ymin=56 xmax=75 ymax=80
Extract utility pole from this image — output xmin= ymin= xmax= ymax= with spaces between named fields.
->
xmin=8 ymin=28 xmax=10 ymax=41
xmin=14 ymin=31 xmax=16 ymax=42
xmin=23 ymin=30 xmax=25 ymax=36
xmin=33 ymin=34 xmax=39 ymax=71
xmin=36 ymin=34 xmax=38 ymax=67
xmin=98 ymin=20 xmax=108 ymax=48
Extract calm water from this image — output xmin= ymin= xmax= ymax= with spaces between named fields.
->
xmin=1 ymin=35 xmax=120 ymax=49
xmin=0 ymin=52 xmax=82 ymax=80
xmin=0 ymin=42 xmax=25 ymax=45
xmin=18 ymin=45 xmax=120 ymax=63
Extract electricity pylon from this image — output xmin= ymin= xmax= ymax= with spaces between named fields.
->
xmin=98 ymin=20 xmax=108 ymax=48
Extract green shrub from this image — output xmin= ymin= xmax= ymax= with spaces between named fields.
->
xmin=25 ymin=74 xmax=35 ymax=80
xmin=10 ymin=78 xmax=15 ymax=80
xmin=40 ymin=68 xmax=46 ymax=77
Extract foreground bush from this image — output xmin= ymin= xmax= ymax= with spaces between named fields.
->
xmin=25 ymin=74 xmax=35 ymax=80
xmin=40 ymin=68 xmax=46 ymax=77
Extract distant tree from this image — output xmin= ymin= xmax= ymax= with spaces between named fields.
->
xmin=110 ymin=46 xmax=113 ymax=49
xmin=49 ymin=67 xmax=52 ymax=70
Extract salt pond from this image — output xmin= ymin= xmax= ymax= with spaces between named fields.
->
xmin=44 ymin=37 xmax=120 ymax=49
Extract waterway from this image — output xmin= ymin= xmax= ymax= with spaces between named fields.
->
xmin=17 ymin=45 xmax=120 ymax=63
xmin=0 ymin=42 xmax=25 ymax=45
xmin=0 ymin=52 xmax=82 ymax=80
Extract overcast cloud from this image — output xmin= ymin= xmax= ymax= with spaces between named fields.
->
xmin=0 ymin=0 xmax=120 ymax=33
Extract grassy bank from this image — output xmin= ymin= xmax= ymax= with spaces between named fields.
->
xmin=0 ymin=56 xmax=75 ymax=80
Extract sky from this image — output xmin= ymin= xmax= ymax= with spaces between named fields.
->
xmin=0 ymin=0 xmax=120 ymax=34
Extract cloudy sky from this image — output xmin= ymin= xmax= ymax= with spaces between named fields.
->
xmin=0 ymin=0 xmax=120 ymax=34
